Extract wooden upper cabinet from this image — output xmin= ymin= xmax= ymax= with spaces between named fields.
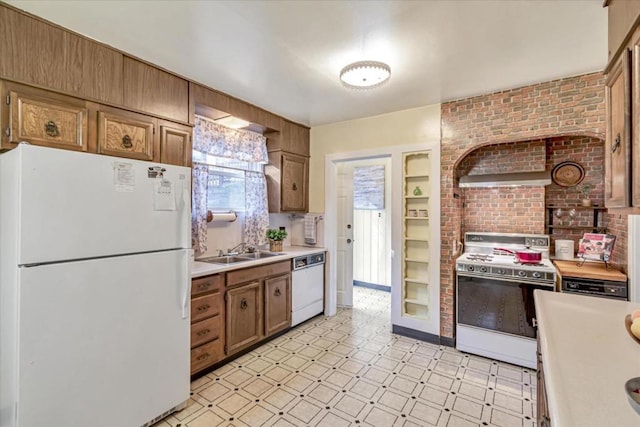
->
xmin=159 ymin=120 xmax=192 ymax=167
xmin=0 ymin=5 xmax=123 ymax=105
xmin=266 ymin=120 xmax=310 ymax=156
xmin=62 ymin=33 xmax=123 ymax=105
xmin=123 ymin=57 xmax=189 ymax=123
xmin=604 ymin=50 xmax=632 ymax=208
xmin=1 ymin=81 xmax=88 ymax=151
xmin=190 ymin=83 xmax=282 ymax=130
xmin=281 ymin=153 xmax=309 ymax=212
xmin=266 ymin=151 xmax=309 ymax=213
xmin=97 ymin=106 xmax=156 ymax=161
xmin=606 ymin=0 xmax=640 ymax=65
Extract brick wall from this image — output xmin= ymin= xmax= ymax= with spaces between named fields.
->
xmin=440 ymin=72 xmax=606 ymax=339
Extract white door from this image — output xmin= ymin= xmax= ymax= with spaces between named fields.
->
xmin=17 ymin=250 xmax=190 ymax=427
xmin=8 ymin=144 xmax=191 ymax=265
xmin=336 ymin=163 xmax=354 ymax=306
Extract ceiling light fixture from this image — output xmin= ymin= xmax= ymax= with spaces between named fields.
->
xmin=339 ymin=61 xmax=391 ymax=89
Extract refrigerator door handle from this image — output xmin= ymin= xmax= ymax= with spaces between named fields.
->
xmin=180 ymin=251 xmax=190 ymax=319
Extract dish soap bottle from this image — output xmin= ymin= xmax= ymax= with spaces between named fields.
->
xmin=413 ymin=186 xmax=422 ymax=196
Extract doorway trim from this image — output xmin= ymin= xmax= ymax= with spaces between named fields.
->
xmin=324 ymin=142 xmax=440 ymax=328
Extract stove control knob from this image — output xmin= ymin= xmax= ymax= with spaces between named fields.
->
xmin=532 ymin=272 xmax=541 ymax=279
xmin=479 ymin=266 xmax=488 ymax=273
xmin=518 ymin=270 xmax=527 ymax=277
xmin=496 ymin=269 xmax=505 ymax=275
xmin=468 ymin=265 xmax=474 ymax=272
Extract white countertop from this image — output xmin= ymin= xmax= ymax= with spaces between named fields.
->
xmin=534 ymin=291 xmax=640 ymax=426
xmin=191 ymin=246 xmax=326 ymax=278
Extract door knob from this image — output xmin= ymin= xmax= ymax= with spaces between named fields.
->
xmin=347 ymin=239 xmax=352 ymax=244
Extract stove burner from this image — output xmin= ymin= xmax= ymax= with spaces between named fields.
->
xmin=513 ymin=261 xmax=543 ymax=267
xmin=467 ymin=254 xmax=493 ymax=262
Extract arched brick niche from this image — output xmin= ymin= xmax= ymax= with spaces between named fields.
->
xmin=439 ymin=72 xmax=606 ymax=339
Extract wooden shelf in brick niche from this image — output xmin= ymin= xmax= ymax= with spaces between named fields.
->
xmin=546 ymin=205 xmax=607 ymax=234
xmin=402 ymin=151 xmax=431 ymax=320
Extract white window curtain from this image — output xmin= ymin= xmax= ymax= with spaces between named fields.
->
xmin=191 ymin=115 xmax=270 ymax=254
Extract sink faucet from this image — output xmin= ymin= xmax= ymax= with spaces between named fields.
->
xmin=226 ymin=242 xmax=254 ymax=256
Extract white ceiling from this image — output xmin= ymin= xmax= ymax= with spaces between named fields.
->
xmin=8 ymin=0 xmax=607 ymax=127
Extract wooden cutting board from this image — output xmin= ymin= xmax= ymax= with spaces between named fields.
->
xmin=553 ymin=260 xmax=627 ymax=282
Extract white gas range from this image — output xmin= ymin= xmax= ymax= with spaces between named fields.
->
xmin=455 ymin=232 xmax=557 ymax=369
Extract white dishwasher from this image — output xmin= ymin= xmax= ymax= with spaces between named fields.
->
xmin=291 ymin=252 xmax=325 ymax=326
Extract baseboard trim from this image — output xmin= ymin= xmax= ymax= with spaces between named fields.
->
xmin=353 ymin=280 xmax=391 ymax=292
xmin=392 ymin=324 xmax=455 ymax=347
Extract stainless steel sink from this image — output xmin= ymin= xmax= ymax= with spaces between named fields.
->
xmin=196 ymin=256 xmax=251 ymax=265
xmin=236 ymin=252 xmax=281 ymax=260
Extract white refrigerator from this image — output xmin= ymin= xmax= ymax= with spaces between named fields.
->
xmin=0 ymin=144 xmax=192 ymax=427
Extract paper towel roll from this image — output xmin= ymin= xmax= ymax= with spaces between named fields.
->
xmin=555 ymin=240 xmax=574 ymax=260
xmin=206 ymin=211 xmax=237 ymax=222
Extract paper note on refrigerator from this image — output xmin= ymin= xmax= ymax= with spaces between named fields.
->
xmin=153 ymin=179 xmax=176 ymax=211
xmin=113 ymin=162 xmax=135 ymax=192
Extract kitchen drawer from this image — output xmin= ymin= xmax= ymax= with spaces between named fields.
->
xmin=191 ymin=292 xmax=221 ymax=323
xmin=227 ymin=260 xmax=291 ymax=287
xmin=190 ymin=314 xmax=222 ymax=348
xmin=191 ymin=273 xmax=223 ymax=297
xmin=190 ymin=340 xmax=223 ymax=375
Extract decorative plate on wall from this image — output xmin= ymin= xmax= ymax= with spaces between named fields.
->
xmin=551 ymin=161 xmax=585 ymax=187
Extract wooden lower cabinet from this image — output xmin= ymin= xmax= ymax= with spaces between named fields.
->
xmin=1 ymin=81 xmax=88 ymax=151
xmin=265 ymin=274 xmax=291 ymax=336
xmin=191 ymin=261 xmax=293 ymax=375
xmin=226 ymin=281 xmax=263 ymax=355
xmin=190 ymin=273 xmax=225 ymax=375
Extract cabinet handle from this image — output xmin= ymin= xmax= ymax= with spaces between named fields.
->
xmin=274 ymin=287 xmax=281 ymax=297
xmin=197 ymin=329 xmax=210 ymax=337
xmin=122 ymin=134 xmax=133 ymax=148
xmin=541 ymin=416 xmax=551 ymax=427
xmin=198 ymin=283 xmax=210 ymax=290
xmin=196 ymin=353 xmax=209 ymax=361
xmin=197 ymin=304 xmax=210 ymax=312
xmin=292 ymin=182 xmax=297 ymax=191
xmin=44 ymin=120 xmax=60 ymax=137
xmin=240 ymin=298 xmax=248 ymax=310
xmin=611 ymin=133 xmax=621 ymax=153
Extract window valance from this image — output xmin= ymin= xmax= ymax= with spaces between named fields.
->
xmin=194 ymin=115 xmax=268 ymax=164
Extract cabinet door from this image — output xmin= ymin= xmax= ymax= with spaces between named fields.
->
xmin=159 ymin=120 xmax=192 ymax=167
xmin=281 ymin=152 xmax=309 ymax=212
xmin=2 ymin=82 xmax=88 ymax=151
xmin=605 ymin=50 xmax=631 ymax=208
xmin=226 ymin=281 xmax=263 ymax=355
xmin=97 ymin=108 xmax=155 ymax=161
xmin=264 ymin=273 xmax=291 ymax=336
xmin=123 ymin=57 xmax=189 ymax=123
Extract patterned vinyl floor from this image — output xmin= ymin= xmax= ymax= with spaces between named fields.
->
xmin=154 ymin=287 xmax=536 ymax=427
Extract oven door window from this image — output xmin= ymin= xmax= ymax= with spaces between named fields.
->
xmin=457 ymin=275 xmax=551 ymax=339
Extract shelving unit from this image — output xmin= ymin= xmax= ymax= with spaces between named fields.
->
xmin=402 ymin=151 xmax=431 ymax=320
xmin=545 ymin=205 xmax=607 ymax=234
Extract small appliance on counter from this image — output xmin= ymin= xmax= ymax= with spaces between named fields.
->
xmin=554 ymin=260 xmax=628 ymax=300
